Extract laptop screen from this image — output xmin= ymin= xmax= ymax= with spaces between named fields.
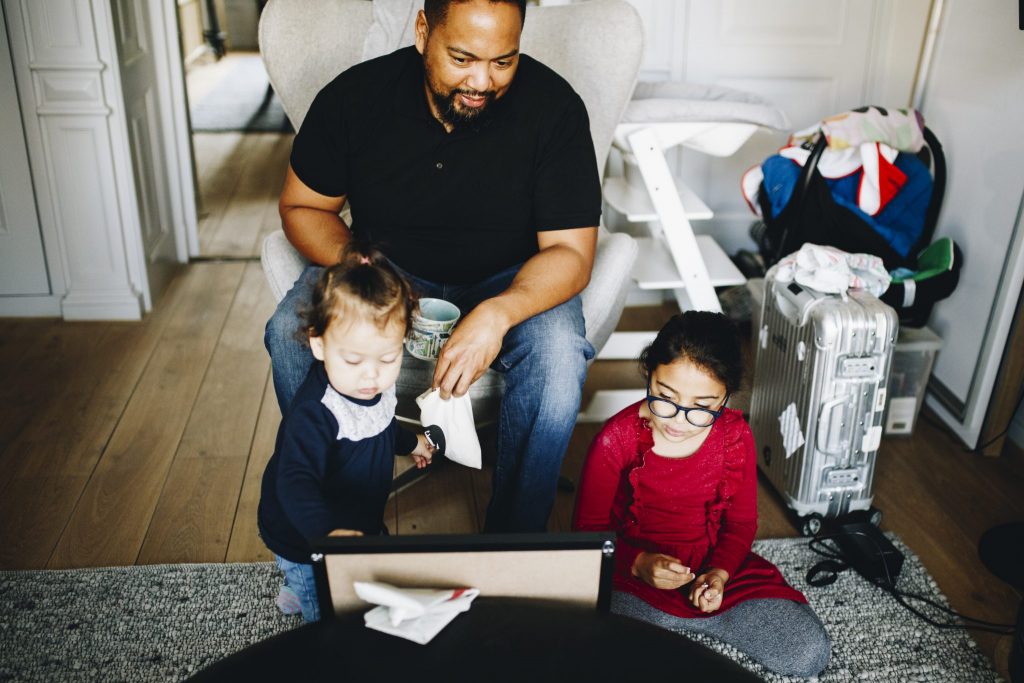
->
xmin=310 ymin=532 xmax=616 ymax=618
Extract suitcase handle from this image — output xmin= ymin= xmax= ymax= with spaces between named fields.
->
xmin=774 ymin=280 xmax=819 ymax=326
xmin=774 ymin=290 xmax=801 ymax=323
xmin=817 ymin=397 xmax=849 ymax=455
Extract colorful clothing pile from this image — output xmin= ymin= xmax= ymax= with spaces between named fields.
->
xmin=743 ymin=106 xmax=933 ymax=259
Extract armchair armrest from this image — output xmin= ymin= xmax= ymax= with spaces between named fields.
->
xmin=262 ymin=230 xmax=310 ymax=302
xmin=582 ymin=229 xmax=638 ymax=353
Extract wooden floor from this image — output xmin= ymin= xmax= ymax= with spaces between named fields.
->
xmin=1 ymin=128 xmax=1021 ymax=677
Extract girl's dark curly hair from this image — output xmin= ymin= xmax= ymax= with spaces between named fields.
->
xmin=302 ymin=240 xmax=417 ymax=341
xmin=638 ymin=311 xmax=743 ymax=395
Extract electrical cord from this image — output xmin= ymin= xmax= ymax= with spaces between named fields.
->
xmin=808 ymin=531 xmax=1016 ymax=635
xmin=971 ymin=383 xmax=1024 ymax=453
xmin=915 ymin=381 xmax=1024 ymax=454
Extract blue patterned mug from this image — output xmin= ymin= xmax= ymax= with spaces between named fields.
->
xmin=406 ymin=298 xmax=461 ymax=360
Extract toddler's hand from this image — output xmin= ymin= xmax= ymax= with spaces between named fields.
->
xmin=411 ymin=433 xmax=435 ymax=469
xmin=631 ymin=552 xmax=694 ymax=590
xmin=689 ymin=569 xmax=728 ymax=613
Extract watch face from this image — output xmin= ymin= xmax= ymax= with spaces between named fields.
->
xmin=424 ymin=425 xmax=446 ymax=456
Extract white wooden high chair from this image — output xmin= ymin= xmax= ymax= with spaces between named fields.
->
xmin=579 ymin=80 xmax=789 ymax=421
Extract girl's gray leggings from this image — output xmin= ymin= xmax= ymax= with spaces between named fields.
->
xmin=611 ymin=591 xmax=831 ymax=678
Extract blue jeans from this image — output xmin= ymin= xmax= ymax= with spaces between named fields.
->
xmin=274 ymin=554 xmax=320 ymax=623
xmin=264 ymin=262 xmax=594 ymax=532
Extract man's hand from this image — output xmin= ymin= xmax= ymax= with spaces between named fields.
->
xmin=689 ymin=568 xmax=728 ymax=613
xmin=429 ymin=227 xmax=596 ymax=399
xmin=432 ymin=302 xmax=508 ymax=399
xmin=410 ymin=433 xmax=435 ymax=469
xmin=631 ymin=552 xmax=695 ymax=590
xmin=327 ymin=529 xmax=364 ymax=537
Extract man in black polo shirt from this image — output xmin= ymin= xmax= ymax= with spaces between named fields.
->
xmin=264 ymin=0 xmax=601 ymax=532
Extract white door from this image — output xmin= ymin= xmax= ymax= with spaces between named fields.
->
xmin=0 ymin=14 xmax=48 ymax=296
xmin=110 ymin=0 xmax=181 ymax=307
xmin=624 ymin=0 xmax=932 ymax=253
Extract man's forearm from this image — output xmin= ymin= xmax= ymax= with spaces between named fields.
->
xmin=484 ymin=239 xmax=594 ymax=333
xmin=429 ymin=227 xmax=596 ymax=398
xmin=280 ymin=206 xmax=352 ymax=267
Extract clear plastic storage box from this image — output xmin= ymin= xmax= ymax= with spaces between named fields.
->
xmin=883 ymin=325 xmax=943 ymax=436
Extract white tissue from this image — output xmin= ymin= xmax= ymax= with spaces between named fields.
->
xmin=354 ymin=581 xmax=480 ymax=644
xmin=416 ymin=388 xmax=482 ymax=469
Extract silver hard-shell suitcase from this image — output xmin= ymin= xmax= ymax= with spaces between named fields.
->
xmin=749 ymin=266 xmax=898 ymax=536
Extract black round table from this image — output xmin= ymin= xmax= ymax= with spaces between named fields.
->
xmin=188 ymin=598 xmax=760 ymax=682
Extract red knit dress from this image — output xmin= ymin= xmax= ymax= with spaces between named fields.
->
xmin=573 ymin=401 xmax=806 ymax=619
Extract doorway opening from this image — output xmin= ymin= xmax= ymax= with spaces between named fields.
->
xmin=177 ymin=0 xmax=293 ymax=261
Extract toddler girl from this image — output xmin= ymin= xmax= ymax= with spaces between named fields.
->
xmin=258 ymin=242 xmax=435 ymax=622
xmin=573 ymin=311 xmax=830 ymax=677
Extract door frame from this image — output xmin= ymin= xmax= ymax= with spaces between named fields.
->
xmin=151 ymin=0 xmax=199 ymax=259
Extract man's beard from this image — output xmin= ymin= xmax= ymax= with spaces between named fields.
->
xmin=429 ymin=85 xmax=496 ymax=129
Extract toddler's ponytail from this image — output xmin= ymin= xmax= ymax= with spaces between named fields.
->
xmin=304 ymin=239 xmax=417 ymax=339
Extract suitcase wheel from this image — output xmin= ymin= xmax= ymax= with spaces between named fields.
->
xmin=800 ymin=513 xmax=824 ymax=537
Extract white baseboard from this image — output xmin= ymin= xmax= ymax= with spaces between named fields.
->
xmin=0 ymin=295 xmax=62 ymax=317
xmin=61 ymin=291 xmax=144 ymax=321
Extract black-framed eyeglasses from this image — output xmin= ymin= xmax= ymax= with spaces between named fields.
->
xmin=645 ymin=385 xmax=728 ymax=428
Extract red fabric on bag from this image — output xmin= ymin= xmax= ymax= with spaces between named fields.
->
xmin=573 ymin=402 xmax=806 ymax=619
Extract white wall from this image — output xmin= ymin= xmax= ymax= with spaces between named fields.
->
xmin=612 ymin=0 xmax=1023 ymax=449
xmin=917 ymin=0 xmax=1024 ymax=448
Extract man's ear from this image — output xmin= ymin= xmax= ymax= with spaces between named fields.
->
xmin=309 ymin=334 xmax=326 ymax=361
xmin=414 ymin=10 xmax=428 ymax=54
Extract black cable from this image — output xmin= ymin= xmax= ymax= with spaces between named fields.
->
xmin=885 ymin=588 xmax=1015 ymax=634
xmin=808 ymin=532 xmax=1015 ymax=634
xmin=915 ymin=381 xmax=1024 ymax=453
xmin=972 ymin=383 xmax=1024 ymax=453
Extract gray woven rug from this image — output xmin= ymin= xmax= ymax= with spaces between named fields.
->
xmin=189 ymin=56 xmax=291 ymax=133
xmin=0 ymin=535 xmax=1000 ymax=682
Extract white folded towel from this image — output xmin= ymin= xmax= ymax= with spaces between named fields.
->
xmin=355 ymin=581 xmax=480 ymax=644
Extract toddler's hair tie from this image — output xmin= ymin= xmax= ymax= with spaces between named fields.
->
xmin=359 ymin=256 xmax=371 ymax=265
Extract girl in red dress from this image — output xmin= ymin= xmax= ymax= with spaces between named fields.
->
xmin=573 ymin=311 xmax=830 ymax=678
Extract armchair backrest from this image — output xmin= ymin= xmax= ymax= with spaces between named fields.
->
xmin=259 ymin=0 xmax=643 ymax=181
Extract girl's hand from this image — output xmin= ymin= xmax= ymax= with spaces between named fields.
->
xmin=410 ymin=433 xmax=435 ymax=469
xmin=631 ymin=552 xmax=695 ymax=590
xmin=689 ymin=568 xmax=728 ymax=613
xmin=327 ymin=529 xmax=364 ymax=537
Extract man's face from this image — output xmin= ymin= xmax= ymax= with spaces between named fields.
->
xmin=415 ymin=1 xmax=522 ymax=130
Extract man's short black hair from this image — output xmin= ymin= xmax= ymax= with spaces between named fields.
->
xmin=423 ymin=0 xmax=528 ymax=29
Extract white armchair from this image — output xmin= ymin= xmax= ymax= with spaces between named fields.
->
xmin=259 ymin=0 xmax=643 ymax=425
